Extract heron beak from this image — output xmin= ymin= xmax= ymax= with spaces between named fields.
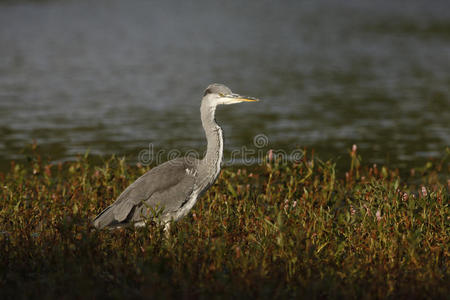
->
xmin=225 ymin=94 xmax=260 ymax=103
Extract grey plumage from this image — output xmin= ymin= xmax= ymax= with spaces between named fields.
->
xmin=93 ymin=158 xmax=197 ymax=228
xmin=93 ymin=83 xmax=259 ymax=229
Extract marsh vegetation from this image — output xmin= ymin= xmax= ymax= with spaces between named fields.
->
xmin=1 ymin=147 xmax=448 ymax=298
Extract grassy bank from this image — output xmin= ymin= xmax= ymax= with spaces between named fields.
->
xmin=0 ymin=148 xmax=448 ymax=299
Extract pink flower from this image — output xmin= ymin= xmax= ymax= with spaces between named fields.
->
xmin=376 ymin=209 xmax=382 ymax=221
xmin=421 ymin=186 xmax=427 ymax=197
xmin=350 ymin=205 xmax=356 ymax=216
xmin=292 ymin=201 xmax=297 ymax=208
xmin=268 ymin=149 xmax=273 ymax=163
xmin=402 ymin=193 xmax=409 ymax=202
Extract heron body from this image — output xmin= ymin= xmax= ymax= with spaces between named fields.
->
xmin=93 ymin=84 xmax=258 ymax=229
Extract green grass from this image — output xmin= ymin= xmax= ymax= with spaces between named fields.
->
xmin=0 ymin=147 xmax=448 ymax=299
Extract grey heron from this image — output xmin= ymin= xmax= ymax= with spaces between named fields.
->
xmin=93 ymin=83 xmax=259 ymax=230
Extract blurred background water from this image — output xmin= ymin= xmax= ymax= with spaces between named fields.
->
xmin=0 ymin=0 xmax=449 ymax=171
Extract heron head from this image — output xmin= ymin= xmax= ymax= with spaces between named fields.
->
xmin=203 ymin=83 xmax=259 ymax=106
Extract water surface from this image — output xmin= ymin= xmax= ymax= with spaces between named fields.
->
xmin=0 ymin=0 xmax=449 ymax=170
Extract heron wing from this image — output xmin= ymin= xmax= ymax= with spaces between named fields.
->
xmin=111 ymin=158 xmax=196 ymax=222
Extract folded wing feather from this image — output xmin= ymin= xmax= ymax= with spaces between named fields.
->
xmin=108 ymin=158 xmax=196 ymax=223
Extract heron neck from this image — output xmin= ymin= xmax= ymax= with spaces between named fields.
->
xmin=200 ymin=102 xmax=223 ymax=173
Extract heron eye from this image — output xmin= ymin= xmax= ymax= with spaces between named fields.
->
xmin=219 ymin=93 xmax=224 ymax=97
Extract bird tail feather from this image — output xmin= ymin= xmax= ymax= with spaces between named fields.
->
xmin=93 ymin=205 xmax=117 ymax=229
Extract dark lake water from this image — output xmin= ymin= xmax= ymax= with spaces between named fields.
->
xmin=0 ymin=0 xmax=449 ymax=171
